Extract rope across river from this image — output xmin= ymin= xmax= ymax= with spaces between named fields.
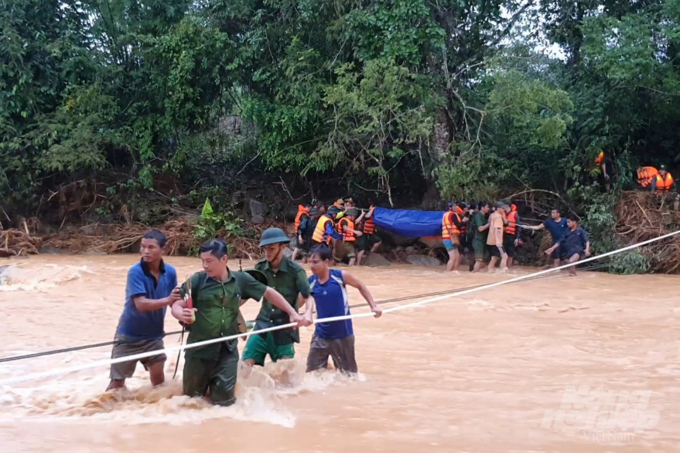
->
xmin=1 ymin=228 xmax=678 ymax=386
xmin=0 ymin=264 xmax=583 ymax=364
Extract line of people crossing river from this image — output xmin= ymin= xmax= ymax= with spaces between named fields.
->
xmin=107 ymin=228 xmax=381 ymax=407
xmin=106 ymin=196 xmax=593 ymax=407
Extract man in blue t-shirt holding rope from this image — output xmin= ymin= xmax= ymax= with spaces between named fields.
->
xmin=304 ymin=245 xmax=382 ymax=374
xmin=107 ymin=229 xmax=181 ymax=391
xmin=523 ymin=207 xmax=570 ymax=267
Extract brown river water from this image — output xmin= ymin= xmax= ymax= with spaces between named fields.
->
xmin=0 ymin=255 xmax=679 ymax=452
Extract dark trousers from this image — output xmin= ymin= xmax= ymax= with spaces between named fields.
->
xmin=183 ymin=341 xmax=239 ymax=406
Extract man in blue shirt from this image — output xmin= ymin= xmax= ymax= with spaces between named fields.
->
xmin=107 ymin=230 xmax=180 ymax=391
xmin=545 ymin=215 xmax=591 ymax=276
xmin=304 ymin=245 xmax=381 ymax=374
xmin=524 ymin=208 xmax=569 ymax=267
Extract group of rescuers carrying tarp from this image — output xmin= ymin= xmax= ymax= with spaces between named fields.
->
xmin=291 ymin=197 xmax=382 ymax=266
xmin=444 ymin=152 xmax=676 ymax=275
xmin=440 ymin=201 xmax=591 ymax=276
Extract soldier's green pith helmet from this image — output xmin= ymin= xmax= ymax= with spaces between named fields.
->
xmin=258 ymin=227 xmax=291 ymax=247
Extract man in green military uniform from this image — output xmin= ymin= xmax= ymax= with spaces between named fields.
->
xmin=171 ymin=239 xmax=308 ymax=406
xmin=243 ymin=228 xmax=311 ymax=366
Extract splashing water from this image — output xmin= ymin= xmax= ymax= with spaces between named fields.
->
xmin=2 ymin=254 xmax=680 ymax=452
xmin=0 ymin=357 xmax=360 ymax=428
xmin=0 ymin=263 xmax=95 ymax=292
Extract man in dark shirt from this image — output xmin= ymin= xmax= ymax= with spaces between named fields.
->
xmin=545 ymin=215 xmax=591 ymax=276
xmin=524 ymin=208 xmax=569 ymax=267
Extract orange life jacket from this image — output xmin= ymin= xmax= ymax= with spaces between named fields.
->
xmin=363 ymin=206 xmax=376 ymax=234
xmin=654 ymin=173 xmax=674 ymax=194
xmin=637 ymin=166 xmax=659 ymax=187
xmin=595 ymin=151 xmax=605 ymax=166
xmin=312 ymin=215 xmax=333 ymax=244
xmin=339 ymin=218 xmax=356 ymax=242
xmin=294 ymin=205 xmax=310 ymax=233
xmin=504 ymin=211 xmax=518 ymax=236
xmin=454 ymin=206 xmax=466 ymax=236
xmin=442 ymin=212 xmax=460 ymax=239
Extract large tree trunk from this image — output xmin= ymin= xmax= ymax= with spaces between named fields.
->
xmin=433 ymin=108 xmax=451 ymax=158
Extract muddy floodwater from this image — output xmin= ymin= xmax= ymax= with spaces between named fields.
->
xmin=1 ymin=255 xmax=679 ymax=452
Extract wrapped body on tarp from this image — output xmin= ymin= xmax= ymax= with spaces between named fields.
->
xmin=372 ymin=207 xmax=446 ymax=238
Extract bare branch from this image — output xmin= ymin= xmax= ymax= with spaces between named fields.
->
xmin=236 ymin=149 xmax=262 ymax=175
xmin=487 ymin=0 xmax=536 ymax=50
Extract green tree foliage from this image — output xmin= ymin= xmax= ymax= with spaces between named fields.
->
xmin=320 ymin=59 xmax=441 ymax=205
xmin=1 ymin=0 xmax=679 ymax=272
xmin=1 ymin=0 xmax=94 ymax=203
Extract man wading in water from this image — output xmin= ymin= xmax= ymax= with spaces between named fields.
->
xmin=107 ymin=230 xmax=181 ymax=391
xmin=172 ymin=239 xmax=309 ymax=406
xmin=470 ymin=202 xmax=490 ymax=273
xmin=242 ymin=228 xmax=312 ymax=367
xmin=523 ymin=207 xmax=569 ymax=267
xmin=486 ymin=202 xmax=509 ymax=273
xmin=545 ymin=215 xmax=591 ymax=276
xmin=304 ymin=246 xmax=381 ymax=374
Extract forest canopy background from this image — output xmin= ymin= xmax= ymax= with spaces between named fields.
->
xmin=1 ymin=0 xmax=680 ymax=270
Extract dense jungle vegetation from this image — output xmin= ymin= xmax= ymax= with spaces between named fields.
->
xmin=2 ymin=0 xmax=680 ymax=269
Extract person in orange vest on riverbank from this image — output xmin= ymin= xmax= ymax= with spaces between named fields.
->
xmin=442 ymin=201 xmax=464 ymax=273
xmin=294 ymin=203 xmax=311 ymax=233
xmin=651 ymin=165 xmax=674 ymax=194
xmin=454 ymin=202 xmax=469 ymax=270
xmin=503 ymin=203 xmax=520 ymax=268
xmin=637 ymin=166 xmax=659 ymax=188
xmin=357 ymin=205 xmax=382 ymax=265
xmin=595 ymin=150 xmax=610 ymax=191
xmin=292 ymin=203 xmax=312 ymax=262
xmin=338 ymin=208 xmax=364 ymax=266
xmin=312 ymin=206 xmax=344 ymax=249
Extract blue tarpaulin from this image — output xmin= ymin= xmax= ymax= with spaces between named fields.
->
xmin=373 ymin=207 xmax=446 ymax=238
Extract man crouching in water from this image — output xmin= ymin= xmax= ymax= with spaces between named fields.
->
xmin=171 ymin=239 xmax=310 ymax=406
